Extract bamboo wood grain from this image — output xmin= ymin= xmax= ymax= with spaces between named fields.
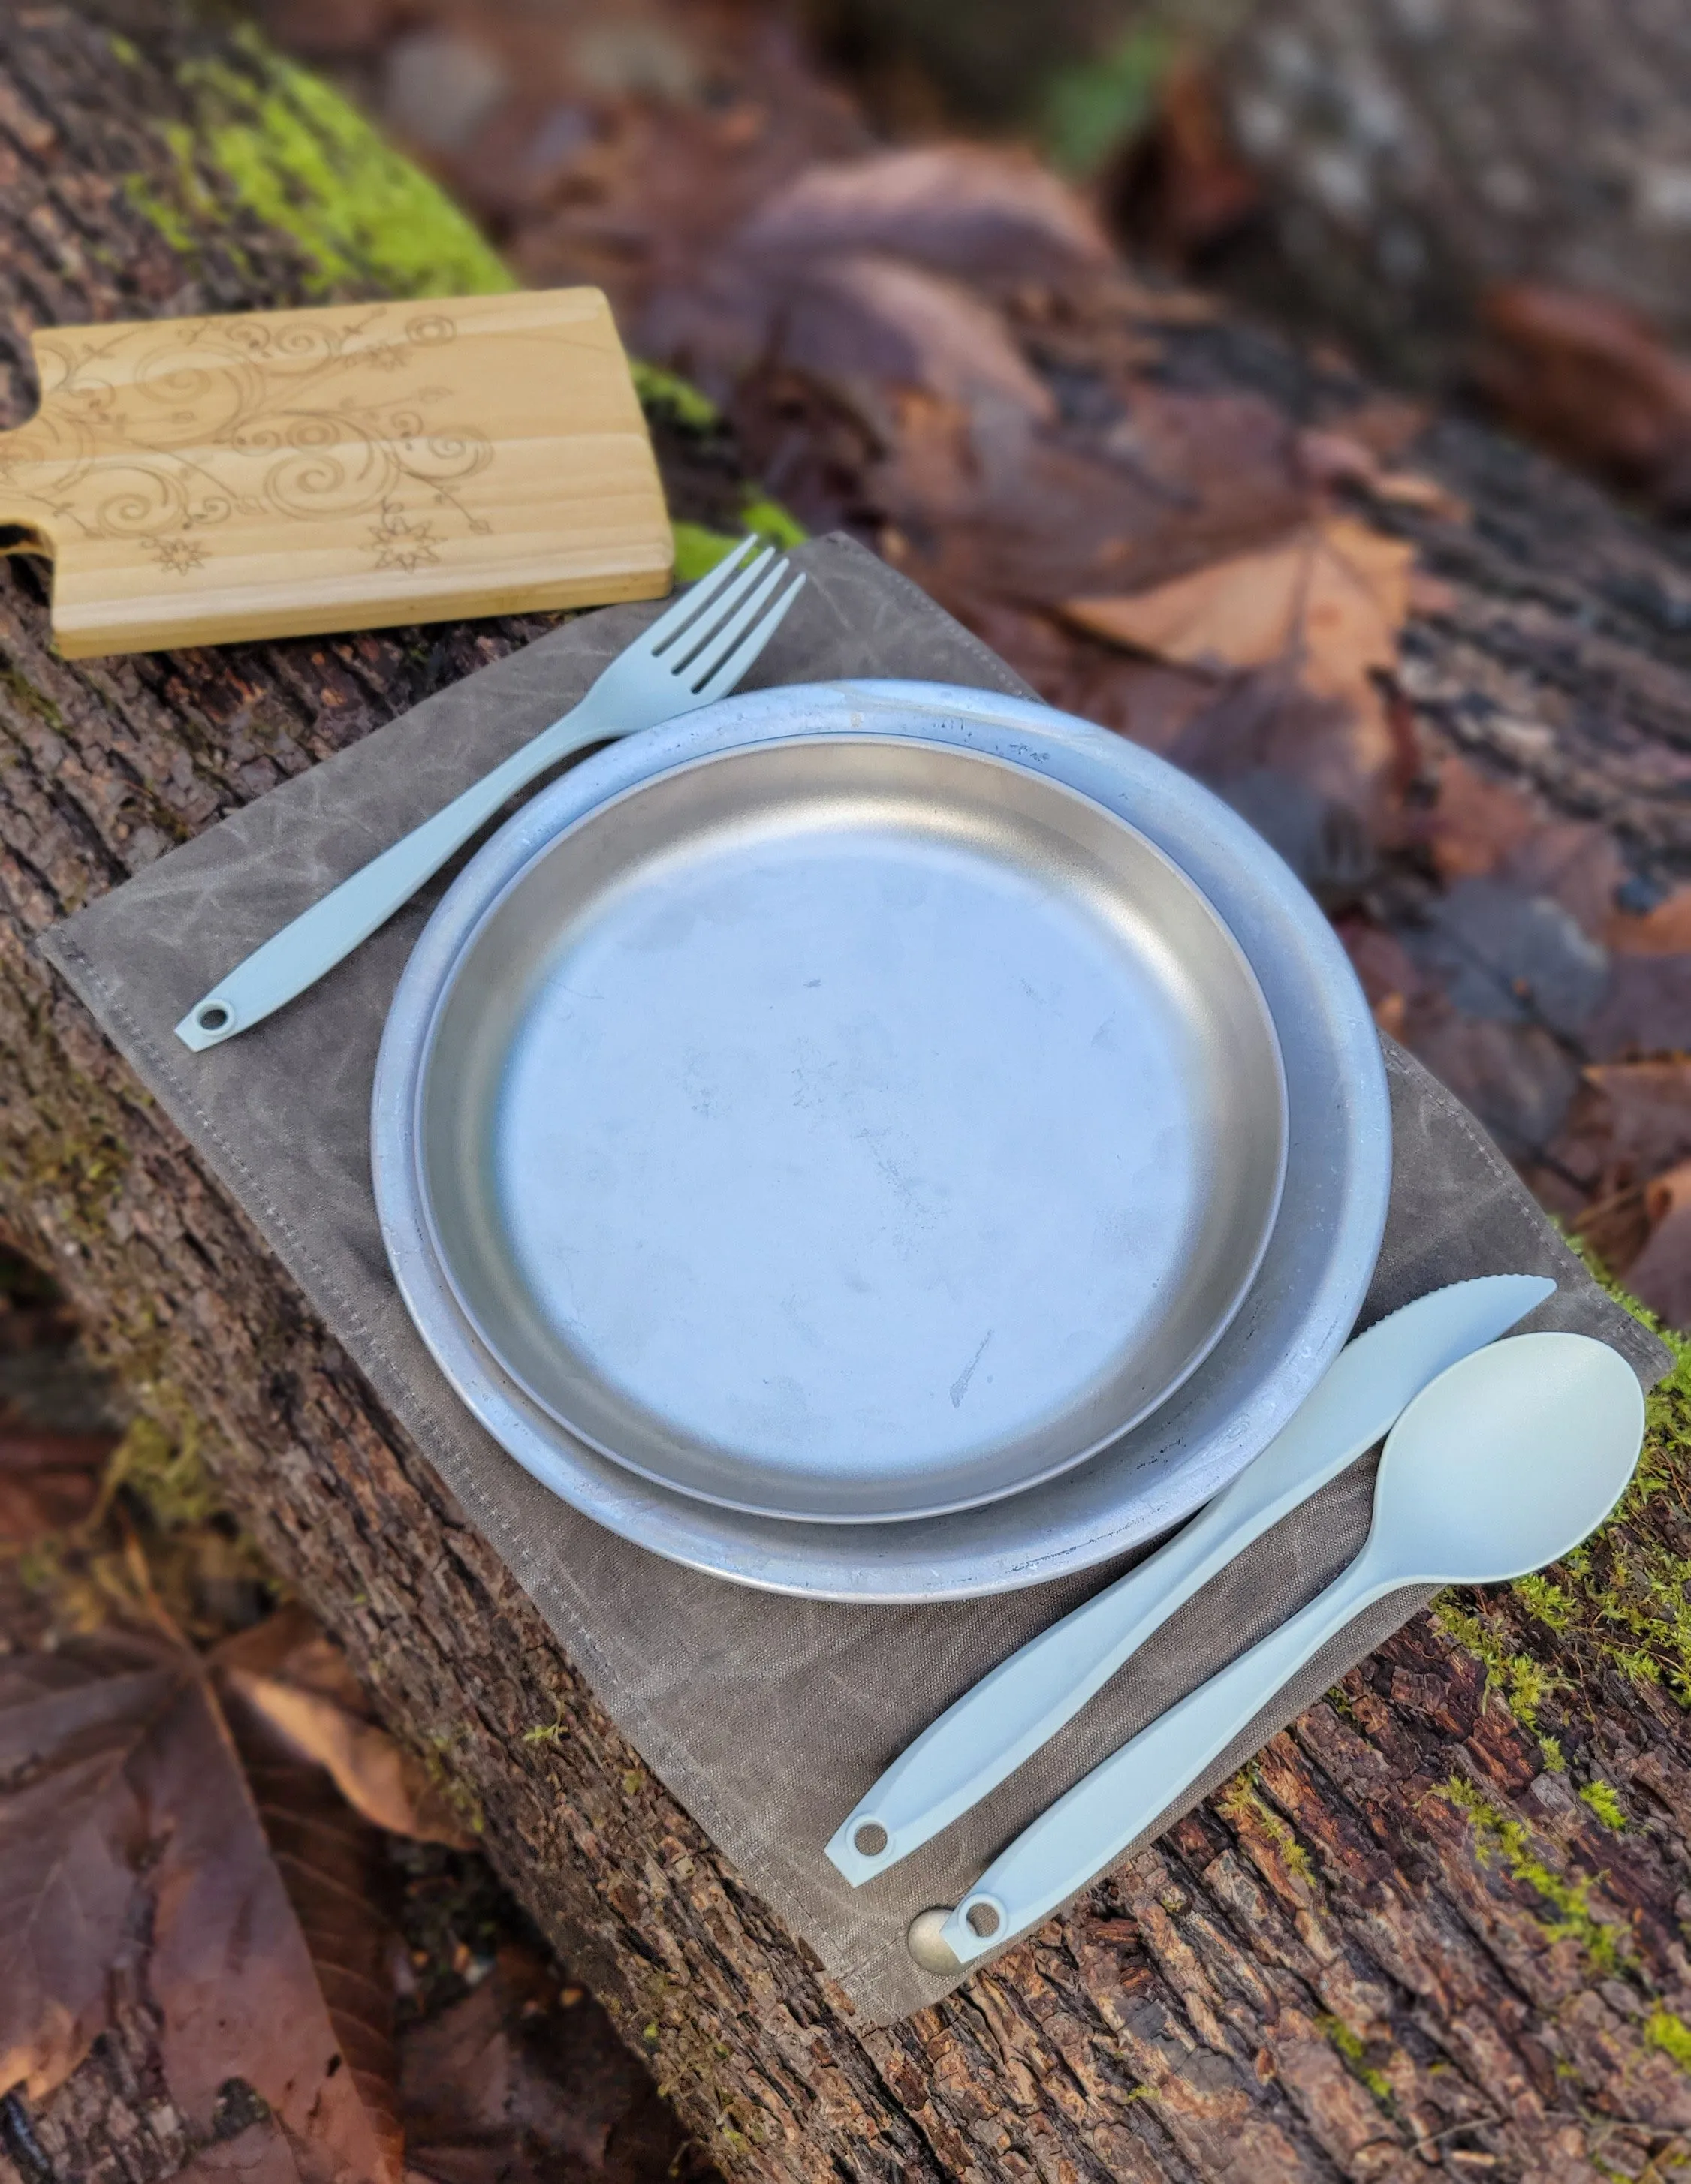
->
xmin=0 ymin=287 xmax=673 ymax=656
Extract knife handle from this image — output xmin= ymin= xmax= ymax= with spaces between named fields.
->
xmin=827 ymin=1275 xmax=1555 ymax=1888
xmin=825 ymin=1424 xmax=1353 ymax=1887
xmin=938 ymin=1556 xmax=1392 ymax=1964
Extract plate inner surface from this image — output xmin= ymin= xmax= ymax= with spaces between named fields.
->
xmin=416 ymin=737 xmax=1286 ymax=1523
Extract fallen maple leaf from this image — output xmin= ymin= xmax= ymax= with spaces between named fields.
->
xmin=223 ymin=1712 xmax=405 ymax=2170
xmin=1063 ymin=515 xmax=1414 ymax=706
xmin=213 ymin=1604 xmax=475 ymax=1848
xmin=1063 ymin=516 xmax=1415 ymax=881
xmin=0 ymin=1419 xmax=116 ymax=1543
xmin=0 ymin=1632 xmax=403 ymax=2182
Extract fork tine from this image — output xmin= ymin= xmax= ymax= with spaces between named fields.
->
xmin=671 ymin=553 xmax=788 ymax=679
xmin=690 ymin=569 xmax=807 ymax=700
xmin=645 ymin=538 xmax=770 ymax=656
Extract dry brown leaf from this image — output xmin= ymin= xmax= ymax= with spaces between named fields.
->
xmin=173 ymin=2121 xmax=318 ymax=2182
xmin=771 ymin=253 xmax=1056 ymax=421
xmin=1605 ymin=884 xmax=1691 ymax=956
xmin=1552 ymin=1059 xmax=1691 ymax=1200
xmin=1156 ymin=664 xmax=1386 ymax=889
xmin=1064 ymin=515 xmax=1413 ymax=708
xmin=1502 ymin=819 xmax=1628 ymax=944
xmin=734 ymin=143 xmax=1112 ymax=285
xmin=401 ymin=1945 xmax=688 ymax=2184
xmin=1372 ymin=471 xmax=1468 ymax=519
xmin=1339 ymin=920 xmax=1426 ymax=1021
xmin=1406 ymin=569 xmax=1459 ymax=616
xmin=1063 ymin=517 xmax=1414 ymax=870
xmin=0 ymin=1632 xmax=402 ymax=2182
xmin=1116 ymin=60 xmax=1262 ymax=261
xmin=1411 ymin=752 xmax=1540 ymax=884
xmin=1295 ymin=429 xmax=1383 ymax=495
xmin=1584 ymin=954 xmax=1691 ymax=1062
xmin=1295 ymin=429 xmax=1466 ymax=521
xmin=642 ymin=140 xmax=1109 ymax=417
xmin=1477 ymin=283 xmax=1691 ymax=507
xmin=1331 ymin=397 xmax=1430 ymax=462
xmin=225 ymin=1728 xmax=406 ymax=2169
xmin=225 ymin=1670 xmax=473 ymax=1848
xmin=0 ymin=1420 xmax=116 ymax=1543
xmin=837 ymin=378 xmax=1307 ymax=620
xmin=1626 ymin=1161 xmax=1691 ymax=1330
xmin=214 ymin=1605 xmax=475 ymax=1848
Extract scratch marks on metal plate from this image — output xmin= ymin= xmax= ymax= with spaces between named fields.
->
xmin=951 ymin=1329 xmax=993 ymax=1408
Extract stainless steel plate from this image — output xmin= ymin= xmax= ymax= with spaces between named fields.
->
xmin=411 ymin=738 xmax=1286 ymax=1523
xmin=374 ymin=681 xmax=1391 ymax=1601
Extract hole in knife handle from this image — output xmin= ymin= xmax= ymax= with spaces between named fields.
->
xmin=965 ymin=1901 xmax=1001 ymax=1938
xmin=196 ymin=1003 xmax=231 ymax=1034
xmin=853 ymin=1822 xmax=888 ymax=1858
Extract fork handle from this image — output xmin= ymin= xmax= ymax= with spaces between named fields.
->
xmin=174 ymin=702 xmax=609 ymax=1050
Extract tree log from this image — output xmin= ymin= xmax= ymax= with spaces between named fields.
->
xmin=1201 ymin=0 xmax=1691 ymax=385
xmin=8 ymin=8 xmax=1691 ymax=2184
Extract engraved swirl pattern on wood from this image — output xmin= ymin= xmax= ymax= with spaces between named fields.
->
xmin=0 ymin=285 xmax=672 ymax=655
xmin=0 ymin=306 xmax=494 ymax=574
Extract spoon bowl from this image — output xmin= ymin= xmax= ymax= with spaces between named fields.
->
xmin=1367 ymin=1331 xmax=1644 ymax=1588
xmin=931 ymin=1330 xmax=1647 ymax=1969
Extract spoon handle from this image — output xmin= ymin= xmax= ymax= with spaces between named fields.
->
xmin=937 ymin=1553 xmax=1397 ymax=1964
xmin=827 ymin=1275 xmax=1553 ymax=1887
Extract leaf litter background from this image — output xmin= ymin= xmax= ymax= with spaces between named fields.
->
xmin=0 ymin=1249 xmax=709 ymax=2184
xmin=12 ymin=0 xmax=1691 ymax=2176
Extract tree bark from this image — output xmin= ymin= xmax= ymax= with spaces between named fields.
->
xmin=8 ymin=8 xmax=1691 ymax=2184
xmin=1199 ymin=0 xmax=1691 ymax=386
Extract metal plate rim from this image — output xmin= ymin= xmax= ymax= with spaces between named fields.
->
xmin=373 ymin=678 xmax=1390 ymax=1601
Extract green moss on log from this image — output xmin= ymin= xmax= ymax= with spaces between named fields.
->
xmin=672 ymin=499 xmax=809 ymax=580
xmin=124 ymin=22 xmax=513 ymax=297
xmin=1436 ymin=1773 xmax=1633 ymax=1975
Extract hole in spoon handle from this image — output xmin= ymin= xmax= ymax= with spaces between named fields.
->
xmin=175 ymin=993 xmax=241 ymax=1051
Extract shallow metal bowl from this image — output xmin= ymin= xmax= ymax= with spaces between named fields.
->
xmin=410 ymin=736 xmax=1286 ymax=1523
xmin=374 ymin=681 xmax=1390 ymax=1600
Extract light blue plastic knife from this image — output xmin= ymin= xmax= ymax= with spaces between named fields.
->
xmin=827 ymin=1272 xmax=1555 ymax=1887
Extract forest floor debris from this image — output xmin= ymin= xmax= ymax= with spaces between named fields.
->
xmin=0 ymin=1248 xmax=707 ymax=2184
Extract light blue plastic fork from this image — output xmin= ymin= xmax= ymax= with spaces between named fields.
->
xmin=175 ymin=539 xmax=806 ymax=1049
